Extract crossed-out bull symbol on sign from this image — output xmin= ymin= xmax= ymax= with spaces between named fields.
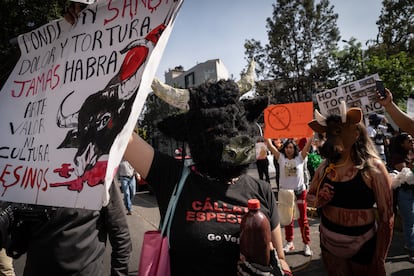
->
xmin=266 ymin=105 xmax=292 ymax=131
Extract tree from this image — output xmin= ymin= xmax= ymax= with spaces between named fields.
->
xmin=364 ymin=0 xmax=414 ymax=101
xmin=139 ymin=92 xmax=183 ymax=150
xmin=332 ymin=38 xmax=369 ymax=84
xmin=375 ymin=0 xmax=414 ymax=56
xmin=0 ymin=0 xmax=66 ymax=87
xmin=366 ymin=51 xmax=414 ymax=101
xmin=246 ymin=0 xmax=340 ymax=104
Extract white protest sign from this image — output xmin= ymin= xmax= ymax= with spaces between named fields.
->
xmin=0 ymin=0 xmax=183 ymax=210
xmin=315 ymin=74 xmax=383 ymax=116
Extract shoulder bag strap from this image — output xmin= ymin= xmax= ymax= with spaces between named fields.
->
xmin=160 ymin=166 xmax=190 ymax=237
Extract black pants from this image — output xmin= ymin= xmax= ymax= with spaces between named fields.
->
xmin=256 ymin=159 xmax=270 ymax=183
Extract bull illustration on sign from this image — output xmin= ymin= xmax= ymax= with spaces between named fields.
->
xmin=51 ymin=4 xmax=179 ymax=192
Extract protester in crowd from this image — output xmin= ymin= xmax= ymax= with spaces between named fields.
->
xmin=266 ymin=137 xmax=313 ymax=256
xmin=297 ymin=137 xmax=311 ymax=189
xmin=385 ymin=123 xmax=399 ymax=166
xmin=269 ymin=138 xmax=283 ymax=190
xmin=378 ymin=88 xmax=414 ymax=264
xmin=255 ymin=136 xmax=271 ymax=183
xmin=366 ymin=113 xmax=388 ymax=163
xmin=388 ymin=133 xmax=414 ymax=263
xmin=125 ymin=79 xmax=291 ymax=275
xmin=307 ymin=134 xmax=324 ymax=180
xmin=118 ymin=159 xmax=137 ymax=215
xmin=307 ymin=102 xmax=394 ymax=275
xmin=0 ymin=182 xmax=132 ymax=276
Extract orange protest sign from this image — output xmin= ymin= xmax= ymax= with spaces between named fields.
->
xmin=264 ymin=102 xmax=314 ymax=139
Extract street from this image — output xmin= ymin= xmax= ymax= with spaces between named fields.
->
xmin=12 ymin=166 xmax=414 ymax=275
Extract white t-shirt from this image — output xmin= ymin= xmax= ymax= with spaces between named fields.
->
xmin=277 ymin=153 xmax=306 ymax=191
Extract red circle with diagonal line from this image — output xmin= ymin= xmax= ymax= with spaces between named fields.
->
xmin=267 ymin=105 xmax=291 ymax=131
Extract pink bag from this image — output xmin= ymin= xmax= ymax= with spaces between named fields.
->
xmin=138 ymin=167 xmax=190 ymax=276
xmin=138 ymin=230 xmax=170 ymax=276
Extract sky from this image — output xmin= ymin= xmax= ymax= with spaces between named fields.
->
xmin=155 ymin=0 xmax=383 ymax=81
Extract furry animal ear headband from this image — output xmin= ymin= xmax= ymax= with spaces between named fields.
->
xmin=308 ymin=101 xmax=363 ymax=133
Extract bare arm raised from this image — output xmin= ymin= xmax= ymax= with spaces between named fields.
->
xmin=266 ymin=138 xmax=280 ymax=160
xmin=300 ymin=137 xmax=313 ymax=160
xmin=378 ymin=88 xmax=414 ymax=136
xmin=124 ymin=132 xmax=154 ymax=179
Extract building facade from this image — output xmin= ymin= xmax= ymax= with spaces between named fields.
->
xmin=164 ymin=58 xmax=230 ymax=87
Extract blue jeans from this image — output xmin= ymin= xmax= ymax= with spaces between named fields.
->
xmin=119 ymin=176 xmax=136 ymax=212
xmin=398 ymin=188 xmax=414 ymax=251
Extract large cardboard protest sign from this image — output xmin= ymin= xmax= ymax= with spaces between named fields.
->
xmin=264 ymin=102 xmax=313 ymax=139
xmin=315 ymin=74 xmax=382 ymax=116
xmin=0 ymin=0 xmax=183 ymax=210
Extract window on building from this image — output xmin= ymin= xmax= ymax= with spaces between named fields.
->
xmin=185 ymin=72 xmax=195 ymax=88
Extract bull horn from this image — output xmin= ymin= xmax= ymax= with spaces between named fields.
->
xmin=237 ymin=59 xmax=255 ymax=95
xmin=339 ymin=100 xmax=347 ymax=123
xmin=57 ymin=91 xmax=79 ymax=128
xmin=314 ymin=109 xmax=327 ymax=126
xmin=151 ymin=78 xmax=190 ymax=111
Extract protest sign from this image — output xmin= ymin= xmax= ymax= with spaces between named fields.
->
xmin=264 ymin=102 xmax=313 ymax=139
xmin=314 ymin=74 xmax=383 ymax=116
xmin=0 ymin=0 xmax=183 ymax=210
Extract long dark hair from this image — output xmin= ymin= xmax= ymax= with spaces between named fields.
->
xmin=280 ymin=139 xmax=299 ymax=158
xmin=351 ymin=122 xmax=381 ymax=172
xmin=390 ymin=133 xmax=411 ymax=157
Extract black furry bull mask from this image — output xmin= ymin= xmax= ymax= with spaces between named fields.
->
xmin=152 ymin=70 xmax=268 ymax=180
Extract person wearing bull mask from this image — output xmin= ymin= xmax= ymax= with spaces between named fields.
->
xmin=124 ymin=75 xmax=292 ymax=275
xmin=0 ymin=182 xmax=132 ymax=276
xmin=306 ymin=101 xmax=394 ymax=276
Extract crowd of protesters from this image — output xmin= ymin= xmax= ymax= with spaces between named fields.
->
xmin=0 ymin=1 xmax=412 ymax=274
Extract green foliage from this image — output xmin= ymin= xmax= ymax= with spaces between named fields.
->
xmin=332 ymin=38 xmax=369 ymax=84
xmin=366 ymin=51 xmax=414 ymax=99
xmin=246 ymin=0 xmax=414 ymax=107
xmin=376 ymin=0 xmax=414 ymax=56
xmin=0 ymin=0 xmax=66 ymax=87
xmin=246 ymin=0 xmax=340 ymax=104
xmin=139 ymin=93 xmax=182 ymax=144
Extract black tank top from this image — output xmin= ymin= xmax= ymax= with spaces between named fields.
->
xmin=322 ymin=170 xmax=375 ymax=209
